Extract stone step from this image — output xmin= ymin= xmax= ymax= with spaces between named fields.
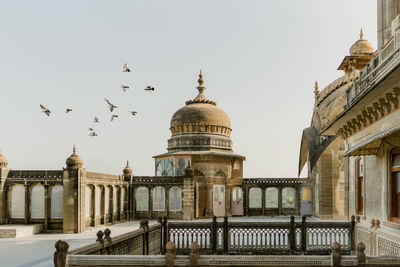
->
xmin=0 ymin=224 xmax=43 ymax=238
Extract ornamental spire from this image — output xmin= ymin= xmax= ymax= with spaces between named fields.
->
xmin=314 ymin=81 xmax=319 ymax=104
xmin=185 ymin=70 xmax=216 ymax=106
xmin=73 ymin=145 xmax=76 ymax=155
xmin=197 ymin=70 xmax=206 ymax=93
xmin=360 ymin=28 xmax=364 ymax=40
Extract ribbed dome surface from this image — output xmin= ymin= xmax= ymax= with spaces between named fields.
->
xmin=171 ymin=103 xmax=231 ymax=129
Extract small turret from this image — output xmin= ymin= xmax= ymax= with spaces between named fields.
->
xmin=65 ymin=145 xmax=83 ymax=169
xmin=123 ymin=160 xmax=133 ymax=178
xmin=0 ymin=150 xmax=8 ymax=168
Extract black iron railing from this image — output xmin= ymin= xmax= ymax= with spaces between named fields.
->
xmin=163 ymin=216 xmax=355 ymax=255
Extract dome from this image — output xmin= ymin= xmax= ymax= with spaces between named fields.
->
xmin=350 ymin=29 xmax=374 ymax=56
xmin=170 ymin=71 xmax=232 ymax=137
xmin=66 ymin=146 xmax=83 ymax=169
xmin=0 ymin=152 xmax=8 ymax=168
xmin=123 ymin=160 xmax=133 ymax=176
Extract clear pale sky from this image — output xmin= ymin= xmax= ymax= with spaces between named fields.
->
xmin=0 ymin=1 xmax=377 ymax=177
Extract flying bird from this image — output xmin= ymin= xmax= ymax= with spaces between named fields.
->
xmin=94 ymin=117 xmax=99 ymax=123
xmin=145 ymin=86 xmax=154 ymax=92
xmin=66 ymin=108 xmax=72 ymax=113
xmin=122 ymin=63 xmax=130 ymax=72
xmin=40 ymin=104 xmax=51 ymax=116
xmin=104 ymin=98 xmax=117 ymax=112
xmin=111 ymin=115 xmax=119 ymax=121
xmin=88 ymin=128 xmax=94 ymax=131
xmin=88 ymin=132 xmax=98 ymax=137
xmin=121 ymin=85 xmax=129 ymax=92
xmin=130 ymin=111 xmax=137 ymax=116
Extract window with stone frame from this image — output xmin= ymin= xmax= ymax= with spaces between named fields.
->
xmin=136 ymin=187 xmax=149 ymax=212
xmin=357 ymin=157 xmax=364 ymax=215
xmin=390 ymin=148 xmax=400 ymax=223
xmin=153 ymin=186 xmax=165 ymax=211
xmin=249 ymin=187 xmax=262 ymax=208
xmin=50 ymin=185 xmax=63 ymax=219
xmin=169 ymin=187 xmax=182 ymax=211
xmin=282 ymin=187 xmax=295 ymax=208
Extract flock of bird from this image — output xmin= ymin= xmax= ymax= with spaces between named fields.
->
xmin=39 ymin=63 xmax=155 ymax=137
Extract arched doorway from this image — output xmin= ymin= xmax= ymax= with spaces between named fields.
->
xmin=301 ymin=186 xmax=312 ymax=216
xmin=213 ymin=185 xmax=225 ymax=217
xmin=231 ymin=187 xmax=243 ymax=216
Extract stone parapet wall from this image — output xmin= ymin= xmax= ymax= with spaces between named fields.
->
xmin=65 ymin=254 xmax=400 ymax=266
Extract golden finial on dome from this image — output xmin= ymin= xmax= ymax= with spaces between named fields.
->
xmin=197 ymin=70 xmax=206 ymax=93
xmin=73 ymin=145 xmax=76 ymax=154
xmin=360 ymin=28 xmax=364 ymax=40
xmin=126 ymin=160 xmax=130 ymax=167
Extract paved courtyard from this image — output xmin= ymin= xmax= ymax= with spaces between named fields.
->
xmin=0 ymin=217 xmax=325 ymax=267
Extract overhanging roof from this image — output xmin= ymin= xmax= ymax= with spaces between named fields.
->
xmin=343 ymin=124 xmax=400 ymax=157
xmin=298 ymin=126 xmax=336 ymax=176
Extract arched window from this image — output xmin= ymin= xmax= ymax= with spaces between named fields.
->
xmin=169 ymin=187 xmax=182 ymax=211
xmin=357 ymin=158 xmax=364 ymax=215
xmin=249 ymin=187 xmax=262 ymax=208
xmin=136 ymin=187 xmax=149 ymax=212
xmin=282 ymin=187 xmax=295 ymax=208
xmin=391 ymin=148 xmax=400 ymax=223
xmin=11 ymin=184 xmax=25 ymax=219
xmin=51 ymin=185 xmax=63 ymax=219
xmin=31 ymin=184 xmax=45 ymax=219
xmin=265 ymin=187 xmax=278 ymax=208
xmin=153 ymin=186 xmax=165 ymax=211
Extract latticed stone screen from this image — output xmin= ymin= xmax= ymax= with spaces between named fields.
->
xmin=153 ymin=186 xmax=165 ymax=211
xmin=249 ymin=187 xmax=262 ymax=208
xmin=31 ymin=184 xmax=45 ymax=219
xmin=105 ymin=187 xmax=110 ymax=214
xmin=265 ymin=187 xmax=278 ymax=208
xmin=51 ymin=185 xmax=63 ymax=219
xmin=136 ymin=187 xmax=149 ymax=211
xmin=85 ymin=186 xmax=92 ymax=218
xmin=169 ymin=186 xmax=182 ymax=211
xmin=95 ymin=186 xmax=101 ymax=216
xmin=282 ymin=187 xmax=295 ymax=208
xmin=11 ymin=184 xmax=25 ymax=218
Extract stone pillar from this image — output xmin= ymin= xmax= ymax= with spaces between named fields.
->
xmin=149 ymin=186 xmax=153 ymax=219
xmin=131 ymin=186 xmax=136 ymax=220
xmin=244 ymin=186 xmax=249 ymax=216
xmin=165 ymin=187 xmax=170 ymax=218
xmin=0 ymin=166 xmax=10 ymax=224
xmin=278 ymin=187 xmax=282 ymax=215
xmin=109 ymin=186 xmax=114 ymax=224
xmin=44 ymin=185 xmax=49 ymax=232
xmin=183 ymin=177 xmax=195 ymax=220
xmin=24 ymin=184 xmax=29 ymax=225
xmin=63 ymin=168 xmax=81 ymax=233
xmin=225 ymin=184 xmax=232 ymax=217
xmin=262 ymin=187 xmax=266 ymax=215
xmin=205 ymin=181 xmax=213 ymax=217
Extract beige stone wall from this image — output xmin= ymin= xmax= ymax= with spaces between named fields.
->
xmin=311 ymin=138 xmax=344 ymax=220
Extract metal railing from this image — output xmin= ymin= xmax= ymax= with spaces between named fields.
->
xmin=165 ymin=216 xmax=356 ymax=255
